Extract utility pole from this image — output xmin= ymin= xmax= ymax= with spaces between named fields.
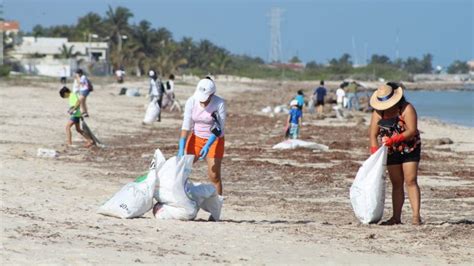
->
xmin=352 ymin=36 xmax=358 ymax=66
xmin=0 ymin=0 xmax=4 ymax=65
xmin=268 ymin=7 xmax=283 ymax=63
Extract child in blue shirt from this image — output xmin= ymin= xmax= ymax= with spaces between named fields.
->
xmin=295 ymin=90 xmax=305 ymax=110
xmin=286 ymin=100 xmax=303 ymax=139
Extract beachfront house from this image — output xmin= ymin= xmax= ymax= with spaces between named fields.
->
xmin=10 ymin=36 xmax=109 ymax=76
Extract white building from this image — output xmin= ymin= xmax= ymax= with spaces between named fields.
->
xmin=11 ymin=36 xmax=109 ymax=77
xmin=12 ymin=36 xmax=108 ymax=61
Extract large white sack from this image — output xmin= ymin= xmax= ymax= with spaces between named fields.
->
xmin=350 ymin=146 xmax=388 ymax=224
xmin=143 ymin=98 xmax=161 ymax=124
xmin=154 ymin=155 xmax=198 ymax=220
xmin=272 ymin=139 xmax=329 ymax=151
xmin=188 ymin=182 xmax=224 ymax=221
xmin=97 ymin=149 xmax=166 ymax=218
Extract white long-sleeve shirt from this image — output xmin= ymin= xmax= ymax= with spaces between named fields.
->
xmin=182 ymin=95 xmax=226 ymax=139
xmin=149 ymin=78 xmax=162 ymax=97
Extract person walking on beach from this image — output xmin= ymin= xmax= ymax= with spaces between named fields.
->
xmin=336 ymin=84 xmax=346 ymax=108
xmin=295 ymin=90 xmax=305 ymax=110
xmin=59 ymin=66 xmax=67 ymax=84
xmin=161 ymin=74 xmax=176 ymax=110
xmin=346 ymin=81 xmax=359 ymax=111
xmin=286 ymin=100 xmax=303 ymax=139
xmin=369 ymin=82 xmax=422 ymax=225
xmin=59 ymin=86 xmax=93 ymax=147
xmin=148 ymin=70 xmax=164 ymax=121
xmin=313 ymin=80 xmax=327 ymax=114
xmin=75 ymin=69 xmax=91 ymax=118
xmin=177 ymin=76 xmax=226 ymax=196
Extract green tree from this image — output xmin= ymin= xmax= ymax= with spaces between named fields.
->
xmin=289 ymin=56 xmax=301 ymax=63
xmin=305 ymin=60 xmax=321 ymax=69
xmin=76 ymin=12 xmax=104 ymax=41
xmin=32 ymin=25 xmax=47 ymax=38
xmin=56 ymin=44 xmax=79 ymax=59
xmin=447 ymin=60 xmax=469 ymax=74
xmin=369 ymin=54 xmax=391 ymax=65
xmin=105 ymin=5 xmax=133 ymax=53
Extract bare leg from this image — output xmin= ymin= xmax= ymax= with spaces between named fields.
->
xmin=79 ymin=95 xmax=88 ymax=115
xmin=206 ymin=157 xmax=223 ymax=195
xmin=403 ymin=162 xmax=421 ymax=225
xmin=74 ymin=122 xmax=93 ymax=147
xmin=66 ymin=120 xmax=74 ymax=145
xmin=384 ymin=164 xmax=405 ymax=224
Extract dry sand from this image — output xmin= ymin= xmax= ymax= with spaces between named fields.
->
xmin=1 ymin=77 xmax=473 ymax=265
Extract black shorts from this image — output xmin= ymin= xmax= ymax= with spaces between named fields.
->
xmin=316 ymin=100 xmax=324 ymax=106
xmin=387 ymin=146 xmax=421 ymax=165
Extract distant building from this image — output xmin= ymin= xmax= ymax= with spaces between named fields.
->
xmin=12 ymin=36 xmax=108 ymax=61
xmin=10 ymin=36 xmax=109 ymax=77
xmin=0 ymin=20 xmax=20 ymax=34
xmin=0 ymin=21 xmax=20 ymax=45
xmin=268 ymin=62 xmax=305 ymax=71
xmin=468 ymin=60 xmax=474 ymax=74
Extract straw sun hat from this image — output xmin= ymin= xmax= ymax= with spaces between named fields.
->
xmin=370 ymin=84 xmax=404 ymax=110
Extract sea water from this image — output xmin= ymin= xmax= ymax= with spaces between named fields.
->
xmin=405 ymin=88 xmax=474 ymax=127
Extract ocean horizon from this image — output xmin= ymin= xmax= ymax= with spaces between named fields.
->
xmin=405 ymin=88 xmax=474 ymax=127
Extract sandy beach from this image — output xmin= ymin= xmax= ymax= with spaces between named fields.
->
xmin=1 ymin=77 xmax=473 ymax=265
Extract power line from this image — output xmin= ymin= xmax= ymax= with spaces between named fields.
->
xmin=268 ymin=7 xmax=283 ymax=63
xmin=0 ymin=0 xmax=4 ymax=65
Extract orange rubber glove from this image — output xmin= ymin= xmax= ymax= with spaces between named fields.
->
xmin=370 ymin=146 xmax=378 ymax=154
xmin=384 ymin=134 xmax=406 ymax=147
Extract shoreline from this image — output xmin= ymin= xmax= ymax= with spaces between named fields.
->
xmin=1 ymin=78 xmax=473 ymax=264
xmin=4 ymin=75 xmax=473 ymax=91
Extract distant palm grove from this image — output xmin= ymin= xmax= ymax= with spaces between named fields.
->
xmin=5 ymin=6 xmax=471 ymax=80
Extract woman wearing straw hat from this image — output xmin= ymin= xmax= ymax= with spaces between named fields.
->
xmin=369 ymin=82 xmax=422 ymax=225
xmin=177 ymin=76 xmax=226 ymax=196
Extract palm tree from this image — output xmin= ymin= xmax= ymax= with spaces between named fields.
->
xmin=76 ymin=12 xmax=104 ymax=41
xmin=211 ymin=52 xmax=232 ymax=74
xmin=57 ymin=44 xmax=79 ymax=59
xmin=105 ymin=5 xmax=133 ymax=53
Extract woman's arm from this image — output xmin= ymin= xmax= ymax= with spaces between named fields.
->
xmin=181 ymin=97 xmax=194 ymax=133
xmin=369 ymin=110 xmax=381 ymax=148
xmin=401 ymin=104 xmax=418 ymax=140
xmin=217 ymin=99 xmax=226 ymax=136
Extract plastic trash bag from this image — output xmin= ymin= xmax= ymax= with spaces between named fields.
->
xmin=272 ymin=139 xmax=329 ymax=151
xmin=153 ymin=155 xmax=198 ymax=220
xmin=143 ymin=98 xmax=161 ymax=124
xmin=350 ymin=146 xmax=388 ymax=224
xmin=97 ymin=149 xmax=166 ymax=218
xmin=188 ymin=182 xmax=224 ymax=221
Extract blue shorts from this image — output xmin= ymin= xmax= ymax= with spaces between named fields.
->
xmin=70 ymin=116 xmax=80 ymax=124
xmin=79 ymin=90 xmax=90 ymax=97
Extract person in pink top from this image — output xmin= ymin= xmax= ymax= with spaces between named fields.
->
xmin=178 ymin=76 xmax=226 ymax=196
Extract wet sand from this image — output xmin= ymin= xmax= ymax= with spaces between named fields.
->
xmin=1 ymin=77 xmax=473 ymax=264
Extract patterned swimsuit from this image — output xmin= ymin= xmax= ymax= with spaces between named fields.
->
xmin=378 ymin=104 xmax=422 ymax=164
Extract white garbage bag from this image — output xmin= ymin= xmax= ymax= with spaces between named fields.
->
xmin=154 ymin=155 xmax=198 ymax=220
xmin=272 ymin=139 xmax=329 ymax=151
xmin=97 ymin=149 xmax=166 ymax=218
xmin=188 ymin=182 xmax=224 ymax=221
xmin=350 ymin=146 xmax=388 ymax=224
xmin=308 ymin=99 xmax=315 ymax=114
xmin=143 ymin=98 xmax=161 ymax=124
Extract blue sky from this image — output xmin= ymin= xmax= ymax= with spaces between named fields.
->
xmin=3 ymin=0 xmax=473 ymax=66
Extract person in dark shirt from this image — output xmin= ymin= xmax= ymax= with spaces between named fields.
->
xmin=313 ymin=80 xmax=327 ymax=114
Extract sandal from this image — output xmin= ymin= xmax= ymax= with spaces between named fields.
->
xmin=82 ymin=112 xmax=89 ymax=118
xmin=380 ymin=217 xmax=402 ymax=226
